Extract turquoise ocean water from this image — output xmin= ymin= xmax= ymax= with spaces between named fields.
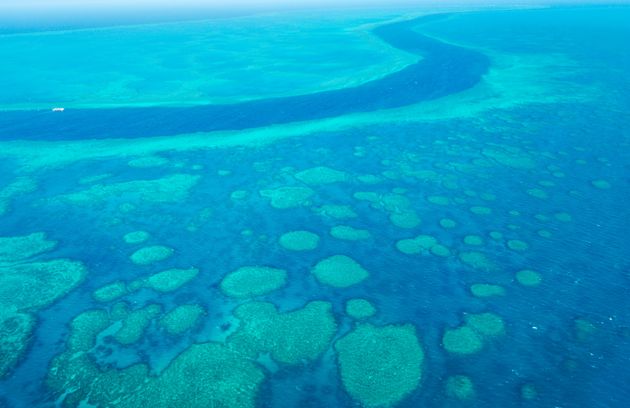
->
xmin=0 ymin=5 xmax=629 ymax=408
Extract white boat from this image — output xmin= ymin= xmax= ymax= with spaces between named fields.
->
xmin=52 ymin=107 xmax=65 ymax=112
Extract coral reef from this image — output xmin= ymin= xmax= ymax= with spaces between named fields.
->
xmin=330 ymin=225 xmax=371 ymax=241
xmin=130 ymin=245 xmax=174 ymax=266
xmin=56 ymin=174 xmax=200 ymax=205
xmin=220 ymin=266 xmax=287 ymax=298
xmin=445 ymin=375 xmax=476 ymax=400
xmin=114 ymin=304 xmax=162 ymax=345
xmin=228 ymin=301 xmax=336 ymax=364
xmin=279 ymin=230 xmax=320 ymax=251
xmin=47 ymin=309 xmax=265 ymax=408
xmin=123 ymin=231 xmax=150 ymax=244
xmin=516 ymin=269 xmax=542 ymax=287
xmin=0 ymin=234 xmax=86 ymax=378
xmin=345 ymin=298 xmax=376 ymax=320
xmin=259 ymin=186 xmax=314 ymax=209
xmin=138 ymin=267 xmax=199 ymax=293
xmin=442 ymin=326 xmax=483 ymax=355
xmin=335 ymin=323 xmax=424 ymax=407
xmin=312 ymin=255 xmax=369 ymax=288
xmin=93 ymin=281 xmax=127 ymax=303
xmin=0 ymin=232 xmax=57 ymax=263
xmin=470 ymin=283 xmax=506 ymax=298
xmin=442 ymin=312 xmax=505 ymax=355
xmin=396 ymin=235 xmax=438 ymax=255
xmin=160 ymin=304 xmax=206 ymax=335
xmin=294 ymin=166 xmax=348 ymax=185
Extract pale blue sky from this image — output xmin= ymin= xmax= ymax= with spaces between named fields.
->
xmin=1 ymin=0 xmax=626 ymax=21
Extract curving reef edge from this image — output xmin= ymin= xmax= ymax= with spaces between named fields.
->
xmin=0 ymin=13 xmax=490 ymax=141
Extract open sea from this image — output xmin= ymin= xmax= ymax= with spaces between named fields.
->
xmin=0 ymin=4 xmax=629 ymax=408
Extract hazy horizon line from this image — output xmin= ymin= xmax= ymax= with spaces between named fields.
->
xmin=2 ymin=0 xmax=628 ymax=11
xmin=1 ymin=0 xmax=627 ymax=33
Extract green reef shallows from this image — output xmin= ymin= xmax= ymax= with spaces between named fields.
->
xmin=442 ymin=313 xmax=506 ymax=355
xmin=220 ymin=266 xmax=288 ymax=298
xmin=278 ymin=230 xmax=320 ymax=251
xmin=129 ymin=245 xmax=174 ymax=265
xmin=345 ymin=298 xmax=377 ymax=320
xmin=47 ymin=310 xmax=265 ymax=408
xmin=160 ymin=304 xmax=206 ymax=335
xmin=335 ymin=324 xmax=424 ymax=407
xmin=311 ymin=255 xmax=369 ymax=288
xmin=446 ymin=375 xmax=476 ymax=400
xmin=0 ymin=233 xmax=86 ymax=379
xmin=229 ymin=301 xmax=336 ymax=364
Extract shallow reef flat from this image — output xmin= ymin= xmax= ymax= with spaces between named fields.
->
xmin=0 ymin=12 xmax=416 ymax=111
xmin=0 ymin=5 xmax=629 ymax=408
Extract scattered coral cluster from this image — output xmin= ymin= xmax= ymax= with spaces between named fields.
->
xmin=2 ymin=102 xmax=615 ymax=408
xmin=0 ymin=233 xmax=86 ymax=378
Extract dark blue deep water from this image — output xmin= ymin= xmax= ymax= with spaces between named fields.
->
xmin=0 ymin=5 xmax=628 ymax=408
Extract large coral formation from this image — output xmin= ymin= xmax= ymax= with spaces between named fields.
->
xmin=389 ymin=211 xmax=421 ymax=229
xmin=47 ymin=309 xmax=265 ymax=408
xmin=94 ymin=267 xmax=199 ymax=303
xmin=442 ymin=312 xmax=505 ymax=355
xmin=335 ymin=323 xmax=424 ymax=407
xmin=0 ymin=232 xmax=57 ymax=263
xmin=160 ymin=304 xmax=206 ymax=335
xmin=442 ymin=326 xmax=484 ymax=355
xmin=259 ymin=186 xmax=314 ymax=209
xmin=396 ymin=235 xmax=438 ymax=255
xmin=55 ymin=174 xmax=200 ymax=205
xmin=1 ymin=260 xmax=86 ymax=312
xmin=130 ymin=245 xmax=174 ymax=266
xmin=445 ymin=375 xmax=476 ymax=400
xmin=516 ymin=269 xmax=542 ymax=287
xmin=220 ymin=266 xmax=287 ymax=298
xmin=470 ymin=283 xmax=506 ymax=298
xmin=345 ymin=298 xmax=376 ymax=320
xmin=47 ymin=299 xmax=337 ymax=406
xmin=464 ymin=312 xmax=506 ymax=337
xmin=0 ymin=233 xmax=86 ymax=378
xmin=138 ymin=267 xmax=199 ymax=293
xmin=330 ymin=225 xmax=371 ymax=241
xmin=311 ymin=255 xmax=369 ymax=288
xmin=114 ymin=304 xmax=162 ymax=345
xmin=279 ymin=230 xmax=320 ymax=251
xmin=439 ymin=218 xmax=457 ymax=229
xmin=92 ymin=281 xmax=127 ymax=303
xmin=430 ymin=244 xmax=451 ymax=257
xmin=228 ymin=301 xmax=336 ymax=364
xmin=507 ymin=239 xmax=529 ymax=251
xmin=122 ymin=230 xmax=150 ymax=245
xmin=0 ymin=307 xmax=35 ymax=379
